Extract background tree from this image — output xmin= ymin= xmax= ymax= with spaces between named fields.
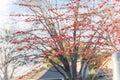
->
xmin=0 ymin=29 xmax=19 ymax=80
xmin=0 ymin=28 xmax=36 ymax=80
xmin=10 ymin=0 xmax=120 ymax=80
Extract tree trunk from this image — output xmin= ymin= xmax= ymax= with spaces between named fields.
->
xmin=71 ymin=58 xmax=77 ymax=80
xmin=79 ymin=58 xmax=89 ymax=80
xmin=79 ymin=60 xmax=84 ymax=80
xmin=3 ymin=65 xmax=9 ymax=80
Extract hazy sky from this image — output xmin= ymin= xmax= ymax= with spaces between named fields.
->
xmin=0 ymin=0 xmax=10 ymax=20
xmin=0 ymin=0 xmax=10 ymax=15
xmin=0 ymin=0 xmax=32 ymax=30
xmin=0 ymin=0 xmax=118 ymax=30
xmin=0 ymin=0 xmax=16 ymax=29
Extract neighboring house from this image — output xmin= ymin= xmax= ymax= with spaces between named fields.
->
xmin=97 ymin=56 xmax=113 ymax=79
xmin=102 ymin=57 xmax=112 ymax=70
xmin=38 ymin=67 xmax=68 ymax=80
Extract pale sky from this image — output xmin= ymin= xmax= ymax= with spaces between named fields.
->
xmin=0 ymin=0 xmax=10 ymax=13
xmin=0 ymin=0 xmax=10 ymax=19
xmin=0 ymin=0 xmax=16 ymax=29
xmin=0 ymin=0 xmax=29 ymax=30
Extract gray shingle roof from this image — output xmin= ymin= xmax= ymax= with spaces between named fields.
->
xmin=38 ymin=67 xmax=67 ymax=80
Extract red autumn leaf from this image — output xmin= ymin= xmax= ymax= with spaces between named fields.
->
xmin=9 ymin=14 xmax=13 ymax=16
xmin=25 ymin=18 xmax=31 ymax=22
xmin=91 ymin=25 xmax=94 ymax=30
xmin=17 ymin=47 xmax=23 ymax=51
xmin=30 ymin=59 xmax=33 ymax=62
xmin=18 ymin=76 xmax=24 ymax=79
xmin=12 ymin=41 xmax=18 ymax=44
xmin=60 ymin=50 xmax=64 ymax=54
xmin=117 ymin=31 xmax=120 ymax=35
xmin=104 ymin=28 xmax=108 ymax=31
xmin=46 ymin=58 xmax=50 ymax=61
xmin=15 ymin=31 xmax=24 ymax=34
xmin=17 ymin=46 xmax=28 ymax=51
xmin=116 ymin=0 xmax=120 ymax=2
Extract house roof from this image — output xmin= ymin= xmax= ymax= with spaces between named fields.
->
xmin=38 ymin=67 xmax=67 ymax=80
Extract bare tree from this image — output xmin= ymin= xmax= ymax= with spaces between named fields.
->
xmin=0 ymin=29 xmax=30 ymax=80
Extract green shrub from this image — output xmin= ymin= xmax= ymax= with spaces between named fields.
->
xmin=86 ymin=74 xmax=99 ymax=80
